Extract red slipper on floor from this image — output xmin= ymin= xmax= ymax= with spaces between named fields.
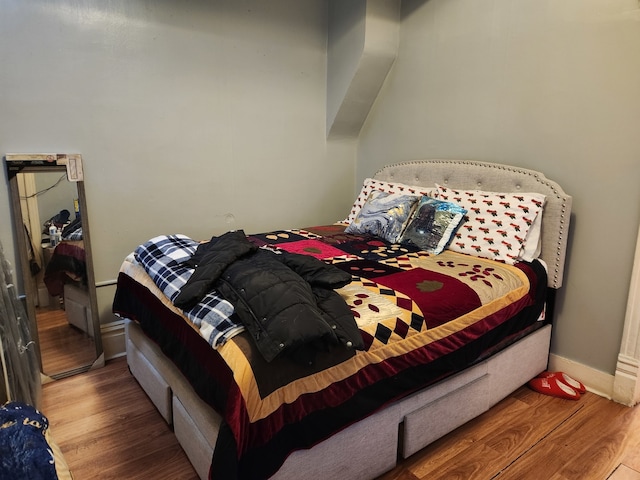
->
xmin=528 ymin=377 xmax=580 ymax=400
xmin=537 ymin=371 xmax=586 ymax=394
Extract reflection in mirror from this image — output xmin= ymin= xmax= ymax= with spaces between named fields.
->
xmin=6 ymin=157 xmax=102 ymax=380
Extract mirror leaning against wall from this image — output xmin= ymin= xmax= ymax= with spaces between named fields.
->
xmin=5 ymin=153 xmax=103 ymax=381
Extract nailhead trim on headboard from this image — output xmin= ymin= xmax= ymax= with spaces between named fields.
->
xmin=373 ymin=160 xmax=572 ymax=289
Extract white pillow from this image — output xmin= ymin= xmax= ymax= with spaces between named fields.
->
xmin=519 ymin=210 xmax=543 ymax=262
xmin=435 ymin=184 xmax=545 ymax=264
xmin=343 ymin=178 xmax=435 ymax=224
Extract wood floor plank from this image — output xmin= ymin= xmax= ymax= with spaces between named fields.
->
xmin=395 ymin=388 xmax=585 ymax=480
xmin=495 ymin=393 xmax=636 ymax=480
xmin=37 ymin=305 xmax=96 ymax=375
xmin=40 ymin=357 xmax=640 ymax=480
xmin=616 ymin=408 xmax=640 ymax=474
xmin=609 ymin=465 xmax=640 ymax=480
xmin=42 ymin=357 xmax=198 ymax=480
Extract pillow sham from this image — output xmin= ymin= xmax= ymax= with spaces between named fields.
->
xmin=343 ymin=178 xmax=435 ymax=224
xmin=399 ymin=197 xmax=467 ymax=255
xmin=345 ymin=190 xmax=418 ymax=244
xmin=435 ymin=184 xmax=545 ymax=264
xmin=519 ymin=210 xmax=543 ymax=262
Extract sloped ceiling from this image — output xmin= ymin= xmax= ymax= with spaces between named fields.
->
xmin=327 ymin=0 xmax=400 ymax=139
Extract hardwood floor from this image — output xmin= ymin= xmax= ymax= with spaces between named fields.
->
xmin=41 ymin=357 xmax=640 ymax=480
xmin=379 ymin=389 xmax=640 ymax=480
xmin=36 ymin=304 xmax=96 ymax=376
xmin=42 ymin=357 xmax=198 ymax=480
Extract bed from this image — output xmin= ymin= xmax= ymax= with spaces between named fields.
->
xmin=43 ymin=239 xmax=94 ymax=337
xmin=43 ymin=240 xmax=86 ymax=298
xmin=112 ymin=159 xmax=571 ymax=480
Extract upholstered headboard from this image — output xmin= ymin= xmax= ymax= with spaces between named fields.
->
xmin=373 ymin=160 xmax=572 ymax=289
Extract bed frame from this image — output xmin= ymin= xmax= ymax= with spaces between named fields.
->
xmin=124 ymin=159 xmax=572 ymax=480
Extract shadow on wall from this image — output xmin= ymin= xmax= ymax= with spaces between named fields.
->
xmin=401 ymin=0 xmax=431 ymax=20
xmin=44 ymin=0 xmax=324 ymax=38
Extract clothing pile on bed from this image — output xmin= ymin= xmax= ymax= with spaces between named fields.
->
xmin=114 ymin=172 xmax=553 ymax=479
xmin=133 ymin=230 xmax=366 ymax=365
xmin=172 ymin=229 xmax=364 ymax=364
xmin=131 ymin=234 xmax=241 ymax=348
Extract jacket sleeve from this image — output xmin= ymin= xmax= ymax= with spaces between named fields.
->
xmin=278 ymin=252 xmax=364 ymax=352
xmin=277 ymin=251 xmax=352 ymax=290
xmin=174 ymin=230 xmax=257 ymax=310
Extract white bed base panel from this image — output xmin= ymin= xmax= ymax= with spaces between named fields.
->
xmin=125 ymin=320 xmax=551 ymax=480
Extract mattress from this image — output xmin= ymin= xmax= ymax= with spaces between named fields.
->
xmin=113 ymin=224 xmax=547 ymax=479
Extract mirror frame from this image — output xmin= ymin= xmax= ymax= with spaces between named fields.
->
xmin=5 ymin=154 xmax=103 ymax=379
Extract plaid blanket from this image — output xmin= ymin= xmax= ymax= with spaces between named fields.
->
xmin=134 ymin=234 xmax=243 ymax=348
xmin=62 ymin=227 xmax=83 ymax=241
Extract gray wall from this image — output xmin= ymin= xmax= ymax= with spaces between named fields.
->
xmin=0 ymin=0 xmax=355 ymax=324
xmin=358 ymin=0 xmax=640 ymax=375
xmin=326 ymin=0 xmax=366 ymax=133
xmin=2 ymin=0 xmax=639 ymax=379
xmin=35 ymin=172 xmax=78 ymax=229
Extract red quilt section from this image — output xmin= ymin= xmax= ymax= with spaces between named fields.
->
xmin=274 ymin=238 xmax=347 ymax=260
xmin=373 ymin=268 xmax=481 ymax=329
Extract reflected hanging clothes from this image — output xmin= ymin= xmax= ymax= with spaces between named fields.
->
xmin=0 ymin=240 xmax=41 ymax=407
xmin=23 ymin=224 xmax=41 ymax=276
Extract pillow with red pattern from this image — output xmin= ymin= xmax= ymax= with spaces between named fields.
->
xmin=435 ymin=184 xmax=545 ymax=264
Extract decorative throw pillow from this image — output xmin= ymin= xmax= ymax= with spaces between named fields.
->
xmin=345 ymin=190 xmax=419 ymax=244
xmin=399 ymin=197 xmax=467 ymax=254
xmin=343 ymin=178 xmax=435 ymax=224
xmin=435 ymin=184 xmax=545 ymax=264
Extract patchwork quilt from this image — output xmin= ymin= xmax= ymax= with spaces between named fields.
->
xmin=113 ymin=224 xmax=547 ymax=480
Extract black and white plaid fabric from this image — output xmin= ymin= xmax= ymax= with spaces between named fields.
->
xmin=63 ymin=227 xmax=83 ymax=241
xmin=134 ymin=234 xmax=244 ymax=348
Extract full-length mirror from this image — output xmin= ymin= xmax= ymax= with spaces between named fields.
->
xmin=5 ymin=154 xmax=102 ymax=380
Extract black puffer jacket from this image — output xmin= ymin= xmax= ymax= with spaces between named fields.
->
xmin=174 ymin=230 xmax=364 ymax=363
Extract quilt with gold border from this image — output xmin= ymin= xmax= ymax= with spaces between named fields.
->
xmin=113 ymin=224 xmax=547 ymax=480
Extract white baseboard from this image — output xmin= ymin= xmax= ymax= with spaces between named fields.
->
xmin=548 ymin=353 xmax=615 ymax=401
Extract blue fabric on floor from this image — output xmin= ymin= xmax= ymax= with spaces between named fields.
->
xmin=0 ymin=402 xmax=57 ymax=480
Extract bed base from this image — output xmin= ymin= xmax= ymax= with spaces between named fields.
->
xmin=63 ymin=283 xmax=94 ymax=337
xmin=125 ymin=320 xmax=551 ymax=480
xmin=124 ymin=159 xmax=569 ymax=479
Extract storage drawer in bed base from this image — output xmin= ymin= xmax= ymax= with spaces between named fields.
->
xmin=125 ymin=321 xmax=222 ymax=477
xmin=399 ymin=325 xmax=551 ymax=459
xmin=174 ymin=396 xmax=217 ymax=480
xmin=273 ymin=402 xmax=399 ymax=480
xmin=125 ymin=320 xmax=551 ymax=480
xmin=402 ymin=373 xmax=489 ymax=458
xmin=126 ymin=334 xmax=172 ymax=424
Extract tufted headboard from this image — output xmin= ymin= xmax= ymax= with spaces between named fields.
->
xmin=373 ymin=159 xmax=572 ymax=289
